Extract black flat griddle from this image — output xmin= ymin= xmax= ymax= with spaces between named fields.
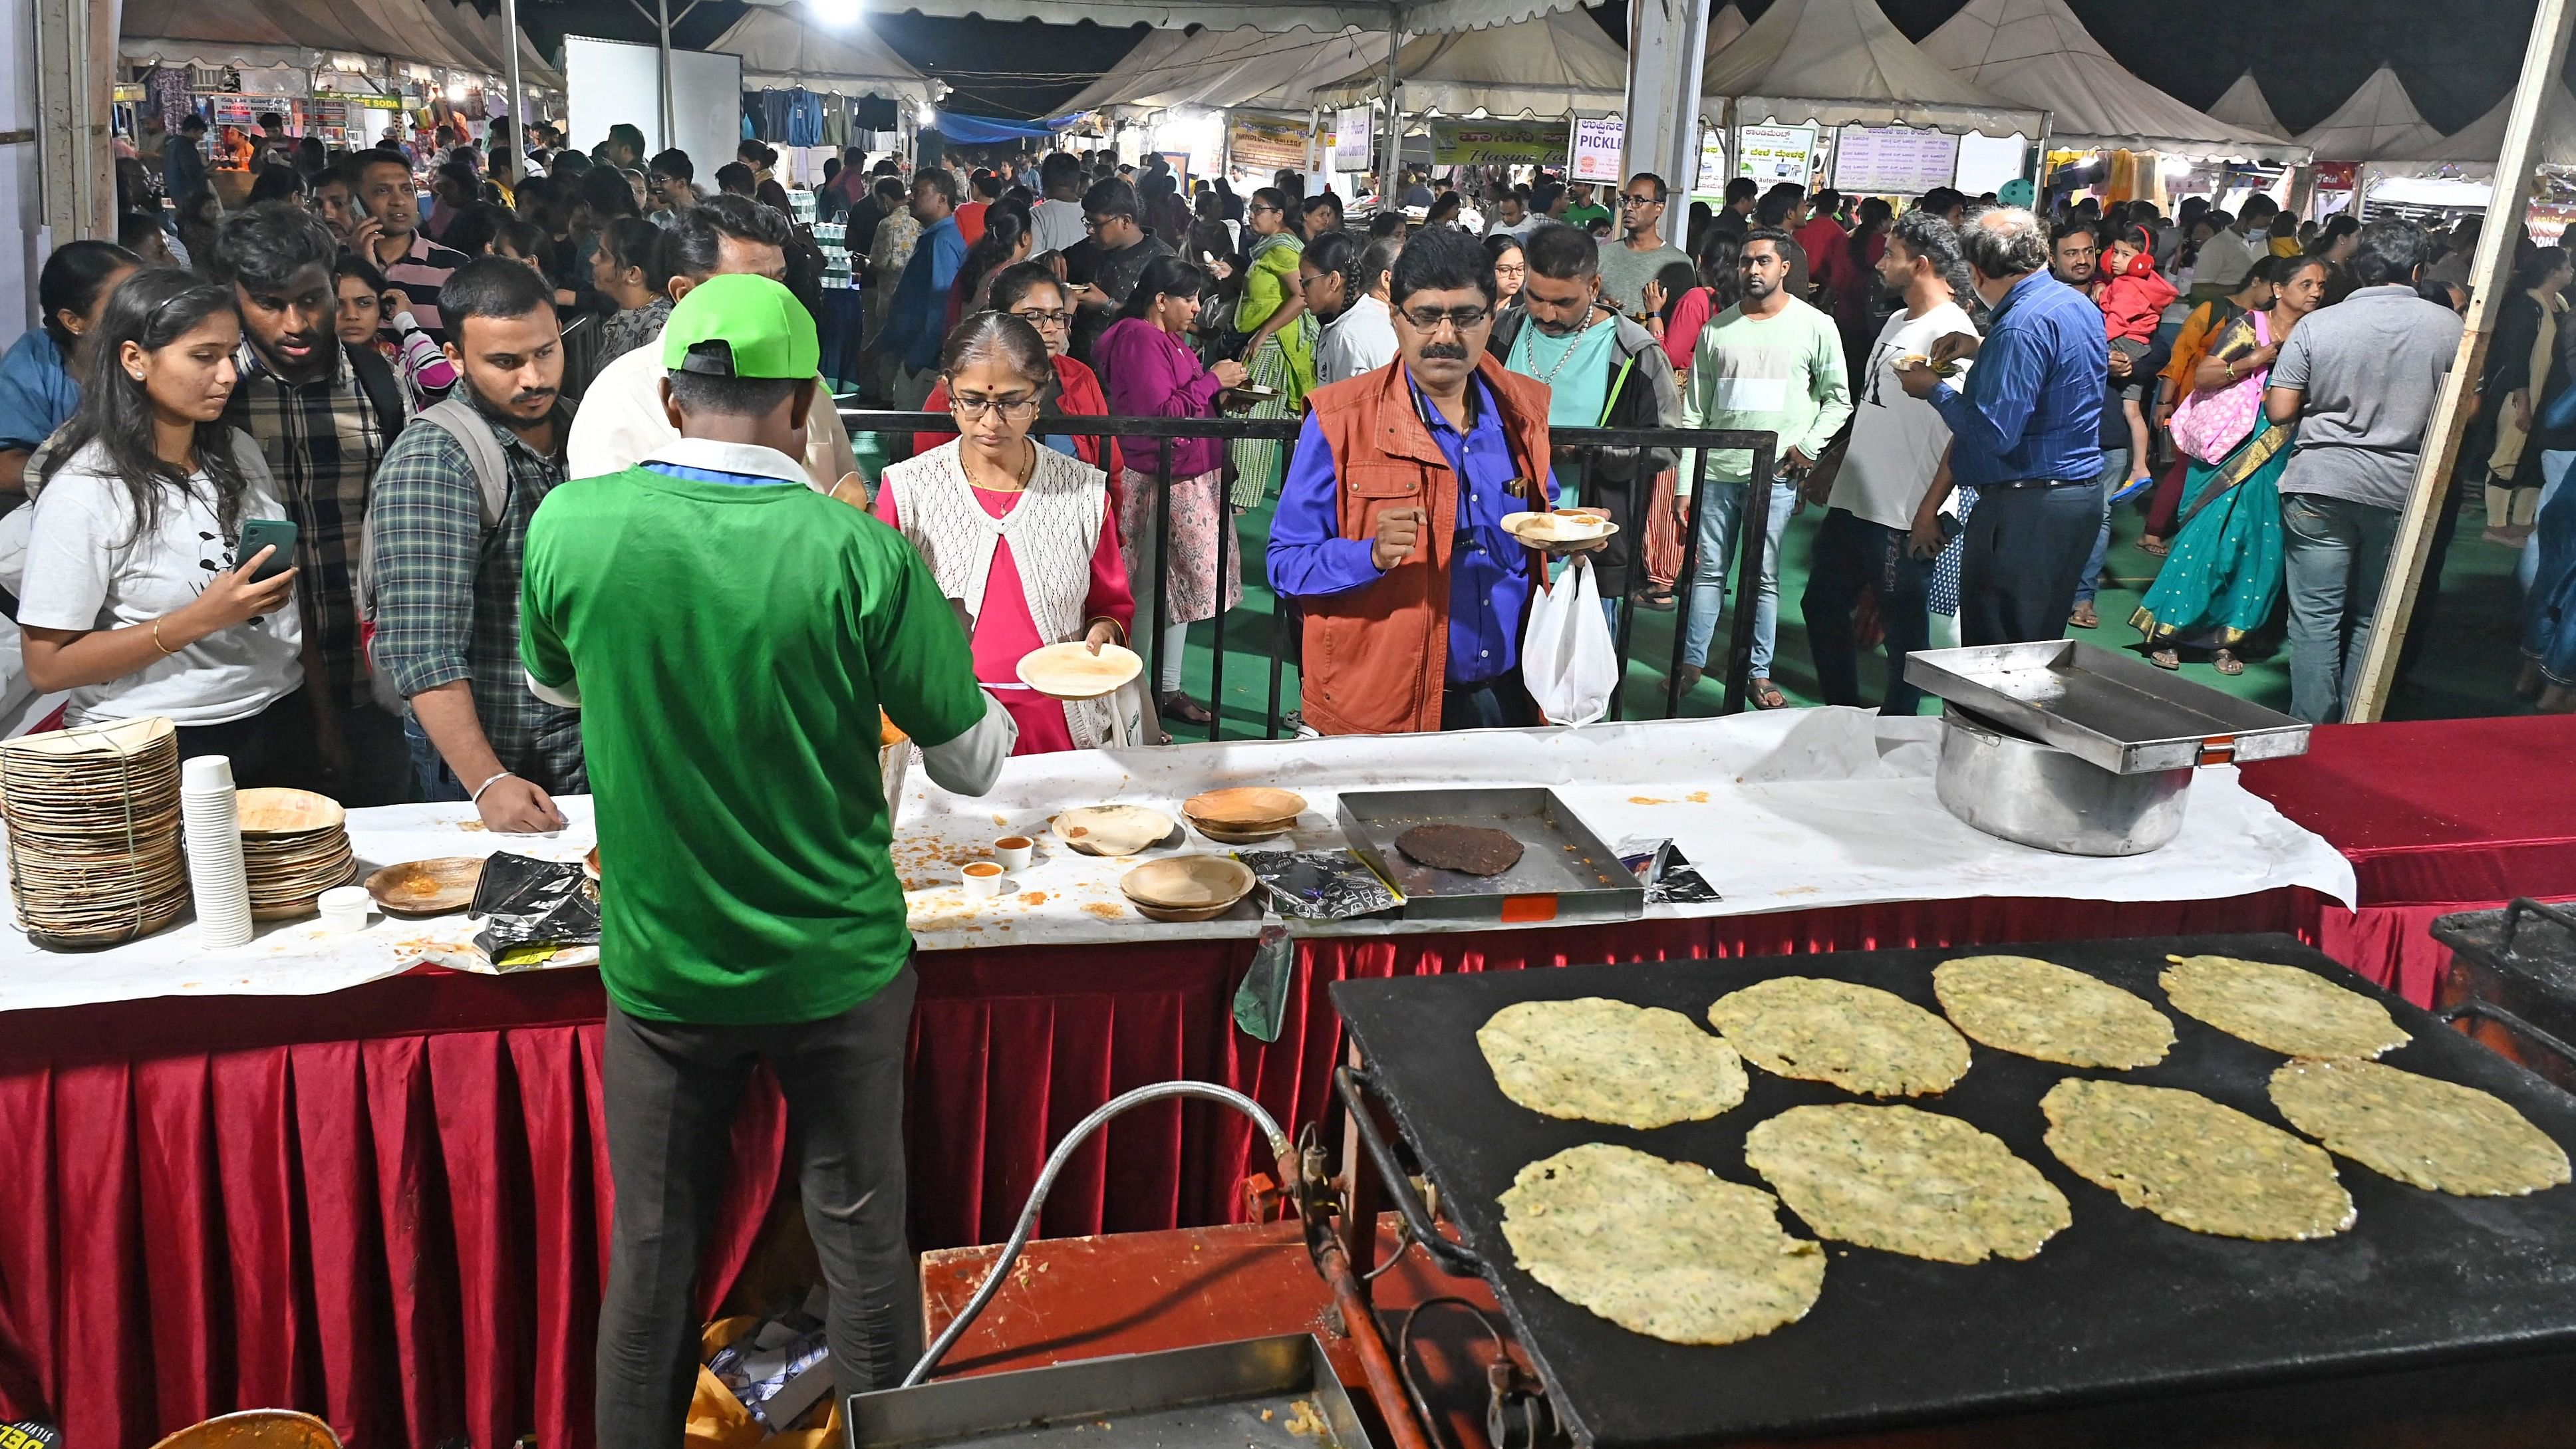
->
xmin=1330 ymin=933 xmax=2576 ymax=1448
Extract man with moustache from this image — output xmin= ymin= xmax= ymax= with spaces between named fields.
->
xmin=367 ymin=257 xmax=585 ymax=829
xmin=353 ymin=148 xmax=472 ymax=344
xmin=210 ymin=202 xmax=415 ymax=805
xmin=1269 ymin=226 xmax=1600 ymax=733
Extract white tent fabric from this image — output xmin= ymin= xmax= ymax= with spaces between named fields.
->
xmin=741 ymin=0 xmax=1593 ymax=39
xmin=1699 ymin=0 xmax=2040 ymax=137
xmin=705 ymin=7 xmax=940 ymax=101
xmin=1060 ymin=25 xmax=1384 ymax=114
xmin=1918 ymin=0 xmax=2302 ymax=160
xmin=2295 ymin=65 xmax=2444 ymax=161
xmin=122 ymin=0 xmax=557 ymax=86
xmin=2207 ymin=71 xmax=2289 ymax=142
xmin=2381 ymin=80 xmax=2576 ymax=171
xmin=1309 ymin=9 xmax=1630 ymax=117
xmin=1706 ymin=3 xmax=1749 ymax=61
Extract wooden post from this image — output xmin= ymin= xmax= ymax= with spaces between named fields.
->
xmin=2346 ymin=0 xmax=2576 ymax=721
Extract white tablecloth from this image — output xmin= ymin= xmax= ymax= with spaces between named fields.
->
xmin=0 ymin=710 xmax=2356 ymax=1014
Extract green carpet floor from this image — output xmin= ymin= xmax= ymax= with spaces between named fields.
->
xmin=853 ymin=435 xmax=2539 ymax=736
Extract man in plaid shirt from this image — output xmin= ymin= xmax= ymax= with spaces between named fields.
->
xmin=210 ymin=201 xmax=416 ymax=805
xmin=368 ymin=258 xmax=585 ymax=829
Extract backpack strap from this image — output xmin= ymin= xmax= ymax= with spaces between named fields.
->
xmin=408 ymin=396 xmax=512 ymax=531
xmin=345 ymin=342 xmax=410 ymax=445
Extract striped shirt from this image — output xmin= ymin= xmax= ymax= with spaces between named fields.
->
xmin=380 ymin=231 xmax=473 ymax=344
xmin=227 ymin=340 xmax=406 ymax=708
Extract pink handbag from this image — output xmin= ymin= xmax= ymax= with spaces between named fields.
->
xmin=2168 ymin=310 xmax=2270 ymax=465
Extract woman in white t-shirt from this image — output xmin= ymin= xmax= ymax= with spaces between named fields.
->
xmin=18 ymin=267 xmax=319 ymax=783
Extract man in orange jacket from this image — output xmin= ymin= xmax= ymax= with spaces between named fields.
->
xmin=1268 ymin=226 xmax=1601 ymax=734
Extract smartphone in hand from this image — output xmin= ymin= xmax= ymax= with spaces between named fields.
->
xmin=237 ymin=518 xmax=299 ymax=581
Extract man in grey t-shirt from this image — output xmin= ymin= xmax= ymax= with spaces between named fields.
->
xmin=1594 ymin=172 xmax=1692 ymax=315
xmin=2263 ymin=217 xmax=2464 ymax=723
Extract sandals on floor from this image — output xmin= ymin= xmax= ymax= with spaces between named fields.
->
xmin=2069 ymin=602 xmax=2100 ymax=629
xmin=1159 ymin=692 xmax=1215 ymax=725
xmin=2150 ymin=648 xmax=2182 ymax=671
xmin=2139 ymin=536 xmax=2170 ymax=557
xmin=1751 ymin=678 xmax=1788 ymax=710
xmin=2212 ymin=650 xmax=2245 ymax=676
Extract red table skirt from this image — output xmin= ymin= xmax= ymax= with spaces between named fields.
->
xmin=1 ymin=888 xmax=2353 ymax=1449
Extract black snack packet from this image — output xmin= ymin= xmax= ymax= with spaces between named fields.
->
xmin=1235 ymin=849 xmax=1403 ymax=921
xmin=468 ymin=852 xmax=602 ymax=959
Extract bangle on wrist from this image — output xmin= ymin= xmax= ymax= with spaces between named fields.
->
xmin=470 ymin=769 xmax=518 ymax=803
xmin=152 ymin=618 xmax=181 ymax=656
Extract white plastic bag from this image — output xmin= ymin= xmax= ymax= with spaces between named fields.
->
xmin=1521 ymin=555 xmax=1620 ymax=725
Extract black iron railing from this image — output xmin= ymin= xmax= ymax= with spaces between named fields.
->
xmin=839 ymin=408 xmax=1779 ymax=738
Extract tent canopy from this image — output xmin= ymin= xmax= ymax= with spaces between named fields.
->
xmin=1699 ymin=0 xmax=2041 ymax=137
xmin=2381 ymin=79 xmax=2576 ymax=171
xmin=1061 ymin=25 xmax=1385 ymax=114
xmin=1920 ymin=0 xmax=2303 ymax=160
xmin=1705 ymin=3 xmax=1748 ymax=61
xmin=2207 ymin=71 xmax=2289 ymax=142
xmin=122 ymin=0 xmax=561 ymax=89
xmin=2296 ymin=64 xmax=2444 ymax=161
xmin=706 ymin=7 xmax=940 ymax=100
xmin=742 ymin=0 xmax=1594 ymax=38
xmin=1310 ymin=8 xmax=1629 ymax=117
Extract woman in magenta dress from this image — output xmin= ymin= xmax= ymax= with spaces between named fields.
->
xmin=873 ymin=313 xmax=1137 ymax=753
xmin=1093 ymin=255 xmax=1248 ymax=726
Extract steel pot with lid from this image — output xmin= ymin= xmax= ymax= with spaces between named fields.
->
xmin=1935 ymin=703 xmax=2192 ymax=856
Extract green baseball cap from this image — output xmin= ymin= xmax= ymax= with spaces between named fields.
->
xmin=660 ymin=273 xmax=819 ymax=380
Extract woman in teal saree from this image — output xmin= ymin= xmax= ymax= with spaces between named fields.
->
xmin=2133 ymin=257 xmax=2326 ymax=673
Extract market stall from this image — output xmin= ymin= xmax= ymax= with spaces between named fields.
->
xmin=4 ymin=703 xmax=2573 ymax=1448
xmin=1695 ymin=0 xmax=2045 ymax=201
xmin=2366 ymin=81 xmax=2576 ymax=235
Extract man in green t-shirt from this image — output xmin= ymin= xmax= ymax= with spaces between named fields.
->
xmin=521 ymin=273 xmax=1016 ymax=1444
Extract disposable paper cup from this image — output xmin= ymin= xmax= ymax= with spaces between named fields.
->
xmin=181 ymin=754 xmax=236 ymax=792
xmin=961 ymin=861 xmax=1007 ymax=899
xmin=994 ymin=836 xmax=1034 ymax=872
xmin=318 ymin=885 xmax=371 ymax=933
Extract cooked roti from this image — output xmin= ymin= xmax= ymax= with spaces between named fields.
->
xmin=1744 ymin=1104 xmax=2071 ymax=1264
xmin=2269 ymin=1057 xmax=2571 ymax=1197
xmin=1708 ymin=976 xmax=1971 ymax=1097
xmin=1933 ymin=954 xmax=2176 ymax=1069
xmin=1478 ymin=997 xmax=1749 ymax=1129
xmin=2159 ymin=954 xmax=2410 ymax=1059
xmin=2041 ymin=1078 xmax=2355 ymax=1240
xmin=1500 ymin=1142 xmax=1824 ymax=1345
xmin=1397 ymin=823 xmax=1524 ymax=876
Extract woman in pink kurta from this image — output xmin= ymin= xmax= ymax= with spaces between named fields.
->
xmin=873 ymin=313 xmax=1135 ymax=754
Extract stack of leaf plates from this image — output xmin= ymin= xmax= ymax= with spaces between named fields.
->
xmin=235 ymin=788 xmax=357 ymax=920
xmin=0 ymin=717 xmax=188 ymax=948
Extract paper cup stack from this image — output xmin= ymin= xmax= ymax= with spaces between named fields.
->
xmin=0 ymin=717 xmax=190 ymax=948
xmin=235 ymin=788 xmax=357 ymax=920
xmin=180 ymin=755 xmax=255 ymax=948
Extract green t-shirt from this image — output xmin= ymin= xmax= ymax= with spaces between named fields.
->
xmin=1560 ymin=203 xmax=1613 ymax=231
xmin=520 ymin=463 xmax=988 ymax=1025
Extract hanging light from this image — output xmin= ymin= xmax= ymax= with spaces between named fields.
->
xmin=809 ymin=0 xmax=864 ymax=26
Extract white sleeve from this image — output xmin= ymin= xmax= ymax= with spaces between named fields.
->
xmin=917 ymin=691 xmax=1018 ymax=797
xmin=15 ymin=477 xmax=122 ymax=631
xmin=526 ymin=670 xmax=581 ymax=708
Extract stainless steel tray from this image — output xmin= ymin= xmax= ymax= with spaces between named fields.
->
xmin=845 ymin=1334 xmax=1373 ymax=1449
xmin=1903 ymin=640 xmax=2311 ymax=774
xmin=1336 ymin=787 xmax=1644 ymax=926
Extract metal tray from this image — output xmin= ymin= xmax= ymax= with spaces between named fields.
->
xmin=846 ymin=1334 xmax=1373 ymax=1449
xmin=1336 ymin=787 xmax=1644 ymax=926
xmin=1330 ymin=933 xmax=2576 ymax=1448
xmin=1903 ymin=640 xmax=2311 ymax=774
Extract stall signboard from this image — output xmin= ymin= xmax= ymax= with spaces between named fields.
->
xmin=1433 ymin=120 xmax=1573 ymax=167
xmin=1737 ymin=124 xmax=1816 ymax=186
xmin=1571 ymin=116 xmax=1625 ymax=183
xmin=1229 ymin=114 xmax=1313 ymax=178
xmin=1833 ymin=124 xmax=1959 ymax=196
xmin=1695 ymin=126 xmax=1729 ymax=195
xmin=1333 ymin=108 xmax=1373 ymax=171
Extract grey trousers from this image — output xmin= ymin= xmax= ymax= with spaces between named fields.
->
xmin=595 ymin=968 xmax=922 ymax=1448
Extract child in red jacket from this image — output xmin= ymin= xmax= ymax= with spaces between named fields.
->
xmin=2100 ymin=225 xmax=2176 ymax=491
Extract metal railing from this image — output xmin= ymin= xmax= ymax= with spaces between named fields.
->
xmin=839 ymin=407 xmax=1779 ymax=738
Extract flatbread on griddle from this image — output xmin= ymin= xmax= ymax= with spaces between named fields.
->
xmin=1744 ymin=1104 xmax=2071 ymax=1263
xmin=1477 ymin=997 xmax=1748 ymax=1129
xmin=1397 ymin=823 xmax=1524 ymax=876
xmin=2269 ymin=1057 xmax=2571 ymax=1197
xmin=1708 ymin=976 xmax=1971 ymax=1097
xmin=2160 ymin=954 xmax=2410 ymax=1059
xmin=2041 ymin=1078 xmax=2355 ymax=1240
xmin=1933 ymin=954 xmax=2176 ymax=1069
xmin=1500 ymin=1142 xmax=1824 ymax=1345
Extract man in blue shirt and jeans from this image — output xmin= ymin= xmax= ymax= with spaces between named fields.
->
xmin=879 ymin=167 xmax=966 ymax=410
xmin=1898 ymin=205 xmax=2106 ymax=646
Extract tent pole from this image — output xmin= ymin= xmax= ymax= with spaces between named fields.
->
xmin=501 ymin=0 xmax=525 ymax=180
xmin=2347 ymin=0 xmax=2576 ymax=721
xmin=1379 ymin=10 xmax=1401 ymax=207
xmin=657 ymin=0 xmax=674 ymax=152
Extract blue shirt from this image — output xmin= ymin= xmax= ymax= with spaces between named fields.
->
xmin=0 ymin=330 xmax=78 ymax=453
xmin=1269 ymin=370 xmax=1552 ymax=687
xmin=1928 ymin=271 xmax=2106 ymax=487
xmin=883 ymin=215 xmax=967 ymax=372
